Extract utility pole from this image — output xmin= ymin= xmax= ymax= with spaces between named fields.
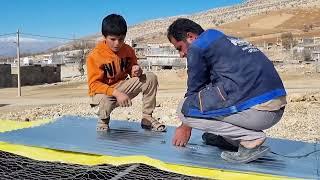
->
xmin=16 ymin=29 xmax=21 ymax=97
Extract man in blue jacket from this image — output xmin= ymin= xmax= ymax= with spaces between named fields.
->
xmin=167 ymin=18 xmax=287 ymax=163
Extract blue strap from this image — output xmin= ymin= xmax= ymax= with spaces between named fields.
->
xmin=188 ymin=89 xmax=286 ymax=118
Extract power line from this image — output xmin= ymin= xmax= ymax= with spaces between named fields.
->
xmin=20 ymin=32 xmax=97 ymax=42
xmin=0 ymin=33 xmax=16 ymax=37
xmin=21 ymin=32 xmax=75 ymax=40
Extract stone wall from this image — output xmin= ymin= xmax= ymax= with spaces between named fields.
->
xmin=0 ymin=64 xmax=61 ymax=88
xmin=0 ymin=64 xmax=13 ymax=87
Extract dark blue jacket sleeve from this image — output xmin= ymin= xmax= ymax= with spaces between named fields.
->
xmin=185 ymin=45 xmax=210 ymax=97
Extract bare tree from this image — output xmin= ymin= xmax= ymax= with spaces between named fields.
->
xmin=303 ymin=24 xmax=310 ymax=32
xmin=211 ymin=18 xmax=217 ymax=24
xmin=302 ymin=48 xmax=312 ymax=61
xmin=309 ymin=24 xmax=313 ymax=30
xmin=280 ymin=32 xmax=295 ymax=50
xmin=72 ymin=40 xmax=91 ymax=76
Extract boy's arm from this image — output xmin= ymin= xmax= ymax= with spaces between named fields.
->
xmin=128 ymin=47 xmax=140 ymax=77
xmin=87 ymin=55 xmax=115 ymax=96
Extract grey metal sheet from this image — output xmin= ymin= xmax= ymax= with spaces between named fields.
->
xmin=0 ymin=116 xmax=319 ymax=179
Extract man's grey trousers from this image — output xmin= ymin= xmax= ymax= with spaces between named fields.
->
xmin=177 ymin=99 xmax=285 ymax=146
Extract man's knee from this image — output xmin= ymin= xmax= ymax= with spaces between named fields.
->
xmin=176 ymin=98 xmax=187 ymax=118
xmin=256 ymin=132 xmax=266 ymax=139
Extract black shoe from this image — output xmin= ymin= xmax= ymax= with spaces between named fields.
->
xmin=221 ymin=144 xmax=270 ymax=163
xmin=202 ymin=133 xmax=238 ymax=151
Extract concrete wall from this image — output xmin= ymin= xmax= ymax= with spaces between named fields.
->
xmin=0 ymin=64 xmax=61 ymax=88
xmin=146 ymin=56 xmax=186 ymax=67
xmin=0 ymin=64 xmax=13 ymax=87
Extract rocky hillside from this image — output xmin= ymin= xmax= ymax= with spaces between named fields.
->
xmin=53 ymin=0 xmax=320 ymax=50
xmin=127 ymin=0 xmax=320 ymax=43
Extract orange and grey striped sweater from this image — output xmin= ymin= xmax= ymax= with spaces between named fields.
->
xmin=86 ymin=40 xmax=137 ymax=96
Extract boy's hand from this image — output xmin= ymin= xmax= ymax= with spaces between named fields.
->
xmin=131 ymin=65 xmax=142 ymax=77
xmin=112 ymin=89 xmax=132 ymax=107
xmin=172 ymin=123 xmax=192 ymax=147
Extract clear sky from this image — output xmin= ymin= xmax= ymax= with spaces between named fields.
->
xmin=1 ymin=0 xmax=243 ymax=39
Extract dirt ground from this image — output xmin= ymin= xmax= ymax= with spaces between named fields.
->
xmin=0 ymin=64 xmax=320 ymax=143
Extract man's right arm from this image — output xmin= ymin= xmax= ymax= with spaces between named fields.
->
xmin=185 ymin=46 xmax=209 ymax=97
xmin=172 ymin=123 xmax=192 ymax=147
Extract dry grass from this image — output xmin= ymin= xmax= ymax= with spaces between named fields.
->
xmin=139 ymin=8 xmax=320 ymax=44
xmin=217 ymin=8 xmax=320 ymax=43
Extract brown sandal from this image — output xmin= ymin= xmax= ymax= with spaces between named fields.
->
xmin=141 ymin=117 xmax=167 ymax=132
xmin=96 ymin=118 xmax=110 ymax=131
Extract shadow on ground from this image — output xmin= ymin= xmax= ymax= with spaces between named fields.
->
xmin=0 ymin=104 xmax=10 ymax=107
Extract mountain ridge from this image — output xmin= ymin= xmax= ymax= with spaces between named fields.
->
xmin=2 ymin=0 xmax=319 ymax=57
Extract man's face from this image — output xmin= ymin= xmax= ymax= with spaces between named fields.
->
xmin=169 ymin=33 xmax=197 ymax=58
xmin=105 ymin=35 xmax=125 ymax=52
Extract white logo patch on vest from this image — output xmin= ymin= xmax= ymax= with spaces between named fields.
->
xmin=227 ymin=37 xmax=260 ymax=53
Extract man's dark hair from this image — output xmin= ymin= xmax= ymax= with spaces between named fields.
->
xmin=101 ymin=14 xmax=127 ymax=37
xmin=167 ymin=18 xmax=204 ymax=42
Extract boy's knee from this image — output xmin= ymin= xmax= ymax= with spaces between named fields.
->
xmin=98 ymin=96 xmax=116 ymax=111
xmin=145 ymin=72 xmax=158 ymax=84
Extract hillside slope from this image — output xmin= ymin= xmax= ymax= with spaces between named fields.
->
xmin=53 ymin=0 xmax=320 ymax=50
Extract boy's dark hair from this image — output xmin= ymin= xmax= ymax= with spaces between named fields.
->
xmin=167 ymin=18 xmax=204 ymax=42
xmin=101 ymin=14 xmax=127 ymax=37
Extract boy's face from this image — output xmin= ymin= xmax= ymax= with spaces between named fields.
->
xmin=104 ymin=35 xmax=125 ymax=52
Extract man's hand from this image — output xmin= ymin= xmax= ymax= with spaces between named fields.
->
xmin=172 ymin=123 xmax=192 ymax=147
xmin=131 ymin=65 xmax=143 ymax=77
xmin=112 ymin=89 xmax=132 ymax=107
